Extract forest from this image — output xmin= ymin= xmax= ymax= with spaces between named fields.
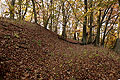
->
xmin=0 ymin=0 xmax=120 ymax=80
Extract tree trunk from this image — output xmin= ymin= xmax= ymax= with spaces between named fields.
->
xmin=19 ymin=0 xmax=22 ymax=20
xmin=49 ymin=0 xmax=53 ymax=31
xmin=113 ymin=0 xmax=120 ymax=53
xmin=88 ymin=0 xmax=93 ymax=43
xmin=54 ymin=6 xmax=61 ymax=33
xmin=118 ymin=0 xmax=120 ymax=38
xmin=95 ymin=9 xmax=101 ymax=46
xmin=22 ymin=0 xmax=28 ymax=20
xmin=82 ymin=0 xmax=87 ymax=44
xmin=31 ymin=0 xmax=37 ymax=23
xmin=114 ymin=38 xmax=120 ymax=53
xmin=62 ymin=2 xmax=67 ymax=38
xmin=74 ymin=33 xmax=77 ymax=40
xmin=74 ymin=21 xmax=79 ymax=40
xmin=101 ymin=8 xmax=113 ymax=46
xmin=10 ymin=0 xmax=16 ymax=19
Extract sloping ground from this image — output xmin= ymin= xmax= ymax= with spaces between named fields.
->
xmin=0 ymin=18 xmax=120 ymax=80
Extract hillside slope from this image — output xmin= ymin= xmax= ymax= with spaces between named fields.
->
xmin=0 ymin=18 xmax=120 ymax=80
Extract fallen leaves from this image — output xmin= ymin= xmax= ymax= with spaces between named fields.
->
xmin=0 ymin=18 xmax=120 ymax=80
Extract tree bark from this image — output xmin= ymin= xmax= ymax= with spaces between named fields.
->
xmin=95 ymin=9 xmax=101 ymax=46
xmin=31 ymin=0 xmax=37 ymax=23
xmin=118 ymin=0 xmax=120 ymax=38
xmin=19 ymin=0 xmax=22 ymax=20
xmin=82 ymin=0 xmax=87 ymax=44
xmin=101 ymin=8 xmax=113 ymax=46
xmin=88 ymin=0 xmax=93 ymax=43
xmin=54 ymin=6 xmax=61 ymax=33
xmin=94 ymin=4 xmax=112 ymax=46
xmin=10 ymin=0 xmax=16 ymax=19
xmin=22 ymin=1 xmax=28 ymax=20
xmin=49 ymin=0 xmax=53 ymax=31
xmin=62 ymin=1 xmax=67 ymax=38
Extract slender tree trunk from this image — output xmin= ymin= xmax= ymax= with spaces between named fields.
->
xmin=31 ymin=0 xmax=37 ymax=23
xmin=101 ymin=8 xmax=113 ymax=46
xmin=82 ymin=0 xmax=87 ymax=44
xmin=118 ymin=0 xmax=120 ymax=38
xmin=94 ymin=4 xmax=112 ymax=45
xmin=52 ymin=1 xmax=55 ymax=32
xmin=73 ymin=3 xmax=78 ymax=40
xmin=41 ymin=0 xmax=46 ymax=28
xmin=62 ymin=2 xmax=67 ymax=38
xmin=10 ymin=0 xmax=16 ymax=19
xmin=94 ymin=3 xmax=112 ymax=45
xmin=54 ymin=6 xmax=61 ymax=33
xmin=50 ymin=0 xmax=53 ymax=31
xmin=95 ymin=9 xmax=101 ymax=46
xmin=47 ymin=0 xmax=48 ymax=17
xmin=113 ymin=0 xmax=120 ymax=53
xmin=22 ymin=0 xmax=28 ymax=20
xmin=41 ymin=0 xmax=51 ymax=29
xmin=74 ymin=33 xmax=77 ymax=40
xmin=88 ymin=0 xmax=93 ymax=43
xmin=19 ymin=0 xmax=22 ymax=20
xmin=74 ymin=21 xmax=78 ymax=40
xmin=50 ymin=14 xmax=52 ymax=31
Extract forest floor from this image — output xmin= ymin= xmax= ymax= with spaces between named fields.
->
xmin=0 ymin=17 xmax=120 ymax=80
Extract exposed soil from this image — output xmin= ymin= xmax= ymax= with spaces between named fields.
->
xmin=0 ymin=17 xmax=120 ymax=80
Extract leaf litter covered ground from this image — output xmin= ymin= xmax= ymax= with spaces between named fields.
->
xmin=0 ymin=18 xmax=120 ymax=80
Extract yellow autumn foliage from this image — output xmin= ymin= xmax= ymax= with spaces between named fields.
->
xmin=105 ymin=30 xmax=117 ymax=49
